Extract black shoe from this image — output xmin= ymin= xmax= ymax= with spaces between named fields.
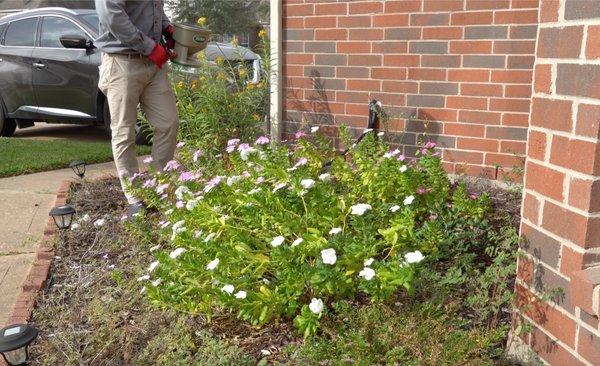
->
xmin=128 ymin=202 xmax=147 ymax=219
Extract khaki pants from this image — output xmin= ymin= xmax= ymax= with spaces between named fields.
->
xmin=98 ymin=53 xmax=179 ymax=204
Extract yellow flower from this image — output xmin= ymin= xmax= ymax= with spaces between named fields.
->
xmin=257 ymin=81 xmax=265 ymax=89
xmin=176 ymin=81 xmax=184 ymax=90
xmin=216 ymin=71 xmax=226 ymax=80
xmin=195 ymin=51 xmax=205 ymax=60
xmin=258 ymin=29 xmax=267 ymax=39
xmin=239 ymin=68 xmax=248 ymax=78
xmin=252 ymin=113 xmax=260 ymax=121
xmin=215 ymin=56 xmax=225 ymax=66
xmin=191 ymin=80 xmax=198 ymax=89
xmin=246 ymin=83 xmax=255 ymax=90
xmin=197 ymin=17 xmax=206 ymax=26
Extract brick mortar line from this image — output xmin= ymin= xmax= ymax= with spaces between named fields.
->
xmin=521 ymin=215 xmax=597 ymax=256
xmin=523 ymin=179 xmax=600 ymax=219
xmin=525 ymin=154 xmax=600 ymax=181
xmin=518 ymin=311 xmax=593 ymax=366
xmin=5 ymin=180 xmax=72 ymax=326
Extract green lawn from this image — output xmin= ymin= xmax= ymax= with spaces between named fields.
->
xmin=0 ymin=138 xmax=151 ymax=178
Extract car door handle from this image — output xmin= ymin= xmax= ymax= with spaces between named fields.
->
xmin=33 ymin=62 xmax=46 ymax=69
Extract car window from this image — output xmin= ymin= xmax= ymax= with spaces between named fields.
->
xmin=79 ymin=14 xmax=99 ymax=34
xmin=41 ymin=17 xmax=87 ymax=48
xmin=0 ymin=23 xmax=6 ymax=43
xmin=4 ymin=18 xmax=37 ymax=47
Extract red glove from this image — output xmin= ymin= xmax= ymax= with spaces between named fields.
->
xmin=163 ymin=25 xmax=175 ymax=50
xmin=148 ymin=44 xmax=169 ymax=68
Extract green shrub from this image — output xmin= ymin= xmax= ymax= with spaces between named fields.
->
xmin=171 ymin=36 xmax=270 ymax=153
xmin=130 ymin=126 xmax=494 ymax=337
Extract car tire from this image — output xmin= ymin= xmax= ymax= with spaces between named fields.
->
xmin=0 ymin=103 xmax=16 ymax=137
xmin=103 ymin=99 xmax=152 ymax=146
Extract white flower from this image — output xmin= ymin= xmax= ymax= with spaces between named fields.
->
xmin=358 ymin=267 xmax=376 ymax=281
xmin=364 ymin=258 xmax=375 ymax=267
xmin=160 ymin=221 xmax=171 ymax=229
xmin=310 ymin=126 xmax=319 ymax=133
xmin=164 ymin=209 xmax=174 ymax=216
xmin=329 ymin=227 xmax=342 ymax=235
xmin=172 ymin=220 xmax=186 ymax=231
xmin=148 ymin=261 xmax=159 ymax=273
xmin=399 ymin=165 xmax=408 ymax=173
xmin=261 ymin=349 xmax=272 ymax=356
xmin=169 ymin=247 xmax=186 ymax=259
xmin=292 ymin=238 xmax=304 ymax=247
xmin=140 ymin=287 xmax=147 ymax=294
xmin=81 ymin=214 xmax=90 ymax=222
xmin=71 ymin=223 xmax=80 ymax=231
xmin=403 ymin=195 xmax=415 ymax=205
xmin=137 ymin=275 xmax=150 ymax=282
xmin=206 ymin=258 xmax=219 ymax=270
xmin=309 ymin=298 xmax=324 ymax=314
xmin=272 ymin=182 xmax=287 ymax=193
xmin=149 ymin=245 xmax=161 ymax=252
xmin=151 ymin=278 xmax=162 ymax=287
xmin=318 ymin=173 xmax=332 ymax=182
xmin=221 ymin=284 xmax=235 ymax=295
xmin=390 ymin=205 xmax=400 ymax=212
xmin=300 ymin=179 xmax=315 ymax=189
xmin=227 ymin=175 xmax=242 ymax=186
xmin=204 ymin=232 xmax=216 ymax=242
xmin=377 ymin=131 xmax=385 ymax=137
xmin=240 ymin=147 xmax=257 ymax=161
xmin=271 ymin=236 xmax=285 ymax=247
xmin=93 ymin=218 xmax=106 ymax=227
xmin=235 ymin=291 xmax=247 ymax=299
xmin=186 ymin=199 xmax=199 ymax=211
xmin=362 ymin=128 xmax=373 ymax=135
xmin=350 ymin=203 xmax=372 ymax=216
xmin=383 ymin=152 xmax=393 ymax=159
xmin=175 ymin=185 xmax=191 ymax=200
xmin=321 ymin=248 xmax=337 ymax=265
xmin=404 ymin=250 xmax=424 ymax=264
xmin=248 ymin=188 xmax=261 ymax=195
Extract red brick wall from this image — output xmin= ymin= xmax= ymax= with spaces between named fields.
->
xmin=281 ymin=0 xmax=540 ymax=181
xmin=516 ymin=0 xmax=600 ymax=365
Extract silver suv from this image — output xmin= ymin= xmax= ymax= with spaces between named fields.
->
xmin=0 ymin=7 xmax=262 ymax=141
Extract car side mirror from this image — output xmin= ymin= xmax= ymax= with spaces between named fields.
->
xmin=60 ymin=34 xmax=94 ymax=50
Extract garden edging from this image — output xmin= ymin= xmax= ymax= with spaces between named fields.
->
xmin=7 ymin=180 xmax=72 ymax=325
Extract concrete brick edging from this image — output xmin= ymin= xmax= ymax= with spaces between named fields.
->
xmin=7 ymin=180 xmax=72 ymax=325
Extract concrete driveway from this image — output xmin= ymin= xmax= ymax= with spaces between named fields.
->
xmin=13 ymin=122 xmax=109 ymax=142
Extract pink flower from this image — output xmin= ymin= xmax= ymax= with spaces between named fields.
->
xmin=425 ymin=141 xmax=437 ymax=149
xmin=398 ymin=154 xmax=406 ymax=161
xmin=164 ymin=160 xmax=180 ymax=171
xmin=294 ymin=131 xmax=306 ymax=139
xmin=193 ymin=149 xmax=203 ymax=162
xmin=255 ymin=177 xmax=265 ymax=184
xmin=242 ymin=171 xmax=251 ymax=178
xmin=143 ymin=156 xmax=153 ymax=164
xmin=176 ymin=141 xmax=185 ymax=148
xmin=296 ymin=157 xmax=308 ymax=167
xmin=420 ymin=148 xmax=428 ymax=155
xmin=179 ymin=171 xmax=196 ymax=182
xmin=237 ymin=143 xmax=251 ymax=152
xmin=227 ymin=138 xmax=240 ymax=146
xmin=156 ymin=183 xmax=170 ymax=195
xmin=176 ymin=201 xmax=184 ymax=208
xmin=417 ymin=187 xmax=427 ymax=195
xmin=470 ymin=193 xmax=479 ymax=199
xmin=255 ymin=136 xmax=270 ymax=145
xmin=204 ymin=176 xmax=222 ymax=193
xmin=226 ymin=145 xmax=236 ymax=153
xmin=160 ymin=194 xmax=168 ymax=200
xmin=142 ymin=178 xmax=157 ymax=188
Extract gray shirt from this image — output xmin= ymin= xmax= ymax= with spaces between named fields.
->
xmin=94 ymin=0 xmax=171 ymax=55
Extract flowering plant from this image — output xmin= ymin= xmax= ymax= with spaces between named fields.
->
xmin=130 ymin=127 xmax=490 ymax=337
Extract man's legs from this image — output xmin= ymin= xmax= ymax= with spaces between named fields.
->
xmin=140 ymin=65 xmax=179 ymax=171
xmin=100 ymin=54 xmax=148 ymax=204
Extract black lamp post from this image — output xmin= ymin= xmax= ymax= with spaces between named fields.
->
xmin=49 ymin=205 xmax=76 ymax=230
xmin=0 ymin=324 xmax=38 ymax=365
xmin=68 ymin=160 xmax=86 ymax=179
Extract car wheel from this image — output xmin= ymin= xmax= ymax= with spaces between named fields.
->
xmin=0 ymin=103 xmax=16 ymax=137
xmin=135 ymin=121 xmax=152 ymax=146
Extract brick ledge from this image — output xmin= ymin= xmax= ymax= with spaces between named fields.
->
xmin=570 ymin=266 xmax=600 ymax=318
xmin=7 ymin=180 xmax=73 ymax=325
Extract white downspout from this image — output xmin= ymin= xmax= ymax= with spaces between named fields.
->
xmin=269 ymin=0 xmax=282 ymax=143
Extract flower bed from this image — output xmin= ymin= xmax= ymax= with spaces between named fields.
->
xmin=127 ymin=127 xmax=519 ymax=340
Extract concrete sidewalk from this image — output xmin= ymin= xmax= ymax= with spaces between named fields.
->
xmin=0 ymin=158 xmax=144 ymax=326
